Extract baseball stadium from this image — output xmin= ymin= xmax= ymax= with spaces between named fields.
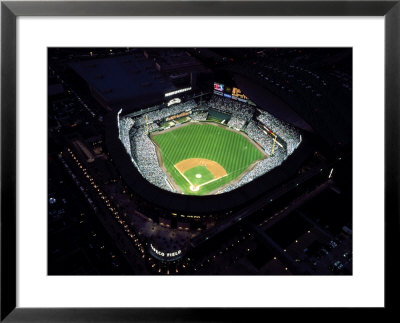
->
xmin=117 ymin=92 xmax=302 ymax=197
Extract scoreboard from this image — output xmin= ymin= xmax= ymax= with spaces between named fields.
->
xmin=166 ymin=111 xmax=190 ymax=121
xmin=232 ymin=87 xmax=248 ymax=100
xmin=214 ymin=83 xmax=224 ymax=92
xmin=213 ymin=82 xmax=255 ymax=106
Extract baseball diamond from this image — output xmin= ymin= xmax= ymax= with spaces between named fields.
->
xmin=151 ymin=123 xmax=267 ymax=195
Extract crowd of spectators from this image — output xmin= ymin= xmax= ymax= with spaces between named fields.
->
xmin=256 ymin=110 xmax=301 ymax=155
xmin=244 ymin=121 xmax=274 ymax=152
xmin=217 ymin=152 xmax=286 ymax=194
xmin=191 ymin=111 xmax=208 ymax=122
xmin=134 ymin=100 xmax=197 ymax=126
xmin=129 ymin=125 xmax=174 ymax=192
xmin=227 ymin=116 xmax=247 ymax=130
xmin=118 ymin=116 xmax=135 ymax=154
xmin=209 ymin=95 xmax=254 ymax=121
xmin=148 ymin=123 xmax=159 ymax=132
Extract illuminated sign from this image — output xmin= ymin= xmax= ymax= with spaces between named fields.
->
xmin=232 ymin=87 xmax=248 ymax=99
xmin=165 ymin=87 xmax=191 ymax=97
xmin=167 ymin=250 xmax=182 ymax=257
xmin=214 ymin=83 xmax=224 ymax=92
xmin=167 ymin=98 xmax=181 ymax=106
xmin=150 ymin=244 xmax=165 ymax=257
xmin=214 ymin=83 xmax=255 ymax=106
xmin=166 ymin=111 xmax=189 ymax=121
xmin=150 ymin=244 xmax=182 ymax=258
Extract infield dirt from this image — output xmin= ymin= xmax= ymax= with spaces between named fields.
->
xmin=175 ymin=158 xmax=227 ymax=178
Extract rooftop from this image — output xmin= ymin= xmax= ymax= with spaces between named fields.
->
xmin=70 ymin=55 xmax=176 ymax=107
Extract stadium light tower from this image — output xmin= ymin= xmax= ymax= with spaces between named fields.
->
xmin=270 ymin=134 xmax=277 ymax=156
xmin=145 ymin=115 xmax=149 ymax=135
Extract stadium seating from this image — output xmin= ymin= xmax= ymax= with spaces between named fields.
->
xmin=118 ymin=95 xmax=302 ymax=195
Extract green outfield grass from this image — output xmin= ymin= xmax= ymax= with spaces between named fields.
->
xmin=152 ymin=123 xmax=266 ymax=195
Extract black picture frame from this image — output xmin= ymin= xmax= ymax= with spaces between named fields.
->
xmin=1 ymin=1 xmax=399 ymax=321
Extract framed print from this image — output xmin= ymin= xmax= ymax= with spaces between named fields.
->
xmin=1 ymin=0 xmax=399 ymax=321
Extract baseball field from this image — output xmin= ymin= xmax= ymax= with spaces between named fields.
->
xmin=151 ymin=123 xmax=266 ymax=195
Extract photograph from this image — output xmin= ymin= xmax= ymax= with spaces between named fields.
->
xmin=48 ymin=47 xmax=353 ymax=276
